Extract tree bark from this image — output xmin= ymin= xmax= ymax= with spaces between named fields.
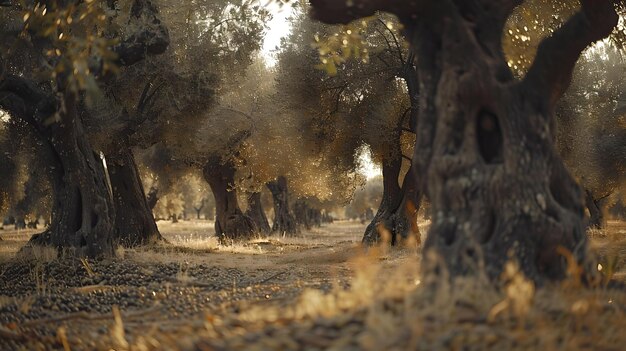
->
xmin=266 ymin=176 xmax=298 ymax=235
xmin=246 ymin=192 xmax=271 ymax=235
xmin=107 ymin=146 xmax=163 ymax=247
xmin=26 ymin=94 xmax=116 ymax=258
xmin=203 ymin=157 xmax=257 ymax=241
xmin=311 ymin=0 xmax=618 ymax=283
xmin=0 ymin=77 xmax=116 ymax=257
xmin=362 ymin=154 xmax=403 ymax=244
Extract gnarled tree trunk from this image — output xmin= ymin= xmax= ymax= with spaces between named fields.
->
xmin=27 ymin=94 xmax=116 ymax=258
xmin=363 ymin=148 xmax=422 ymax=245
xmin=364 ymin=61 xmax=422 ymax=246
xmin=203 ymin=157 xmax=257 ymax=241
xmin=267 ymin=176 xmax=298 ymax=235
xmin=246 ymin=192 xmax=271 ymax=235
xmin=311 ymin=0 xmax=618 ymax=283
xmin=107 ymin=146 xmax=163 ymax=247
xmin=362 ymin=154 xmax=403 ymax=244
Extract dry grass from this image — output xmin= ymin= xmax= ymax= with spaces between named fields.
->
xmin=163 ymin=252 xmax=626 ymax=351
xmin=1 ymin=220 xmax=625 ymax=350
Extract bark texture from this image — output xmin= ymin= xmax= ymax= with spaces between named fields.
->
xmin=203 ymin=157 xmax=257 ymax=240
xmin=107 ymin=147 xmax=163 ymax=247
xmin=0 ymin=85 xmax=116 ymax=257
xmin=362 ymin=154 xmax=403 ymax=244
xmin=266 ymin=176 xmax=298 ymax=235
xmin=311 ymin=0 xmax=618 ymax=283
xmin=246 ymin=192 xmax=271 ymax=234
xmin=362 ymin=153 xmax=422 ymax=246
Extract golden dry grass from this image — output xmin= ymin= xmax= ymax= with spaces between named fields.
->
xmin=0 ymin=220 xmax=625 ymax=350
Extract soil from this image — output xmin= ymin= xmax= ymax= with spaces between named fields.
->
xmin=0 ymin=220 xmax=624 ymax=350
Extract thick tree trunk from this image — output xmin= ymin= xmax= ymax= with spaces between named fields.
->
xmin=107 ymin=147 xmax=163 ymax=247
xmin=311 ymin=0 xmax=618 ymax=283
xmin=28 ymin=95 xmax=116 ymax=258
xmin=203 ymin=157 xmax=257 ymax=241
xmin=364 ymin=60 xmax=422 ymax=246
xmin=266 ymin=176 xmax=298 ymax=235
xmin=411 ymin=2 xmax=615 ymax=283
xmin=246 ymin=192 xmax=271 ymax=235
xmin=362 ymin=154 xmax=403 ymax=244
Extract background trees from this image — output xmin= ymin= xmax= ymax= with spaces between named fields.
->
xmin=558 ymin=45 xmax=626 ymax=229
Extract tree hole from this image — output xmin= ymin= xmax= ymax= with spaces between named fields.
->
xmin=476 ymin=109 xmax=503 ymax=164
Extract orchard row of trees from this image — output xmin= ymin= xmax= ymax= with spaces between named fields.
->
xmin=0 ymin=0 xmax=625 ymax=285
xmin=0 ymin=0 xmax=352 ymax=251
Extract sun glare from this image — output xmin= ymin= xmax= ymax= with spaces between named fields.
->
xmin=262 ymin=3 xmax=294 ymax=66
xmin=357 ymin=145 xmax=382 ymax=180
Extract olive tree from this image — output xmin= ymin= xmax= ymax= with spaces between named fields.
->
xmin=310 ymin=0 xmax=620 ymax=283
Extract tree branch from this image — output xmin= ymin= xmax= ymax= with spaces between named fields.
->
xmin=523 ymin=0 xmax=618 ymax=107
xmin=0 ymin=75 xmax=53 ymax=131
xmin=376 ymin=17 xmax=405 ymax=66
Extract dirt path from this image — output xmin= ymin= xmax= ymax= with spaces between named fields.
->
xmin=0 ymin=221 xmax=418 ymax=350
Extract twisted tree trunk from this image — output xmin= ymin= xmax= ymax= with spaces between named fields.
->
xmin=364 ymin=62 xmax=422 ymax=246
xmin=311 ymin=0 xmax=618 ymax=283
xmin=107 ymin=146 xmax=163 ymax=247
xmin=362 ymin=154 xmax=403 ymax=244
xmin=246 ymin=192 xmax=271 ymax=234
xmin=267 ymin=176 xmax=298 ymax=235
xmin=203 ymin=157 xmax=257 ymax=241
xmin=26 ymin=94 xmax=116 ymax=258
